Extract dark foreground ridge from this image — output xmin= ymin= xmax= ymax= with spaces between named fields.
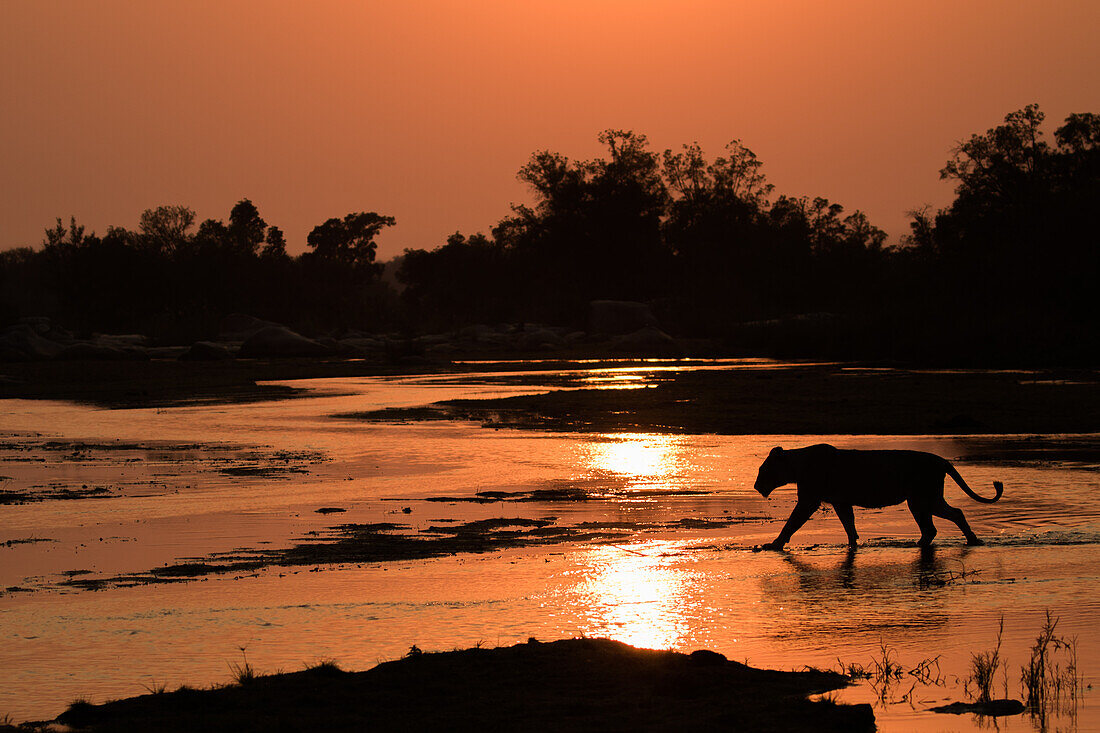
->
xmin=42 ymin=638 xmax=872 ymax=733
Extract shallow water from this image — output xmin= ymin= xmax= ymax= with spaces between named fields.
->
xmin=1 ymin=361 xmax=1097 ymax=731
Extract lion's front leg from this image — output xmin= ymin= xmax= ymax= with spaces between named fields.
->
xmin=762 ymin=498 xmax=820 ymax=550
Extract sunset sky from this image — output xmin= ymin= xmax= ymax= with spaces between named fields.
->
xmin=2 ymin=1 xmax=1097 ymax=260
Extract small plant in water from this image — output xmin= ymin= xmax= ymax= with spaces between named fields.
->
xmin=869 ymin=641 xmax=903 ymax=687
xmin=228 ymin=646 xmax=257 ymax=685
xmin=969 ymin=615 xmax=1004 ymax=703
xmin=836 ymin=641 xmax=944 ymax=707
xmin=836 ymin=658 xmax=871 ymax=680
xmin=1020 ymin=610 xmax=1080 ymax=721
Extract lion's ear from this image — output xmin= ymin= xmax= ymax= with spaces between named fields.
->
xmin=770 ymin=446 xmax=784 ymax=455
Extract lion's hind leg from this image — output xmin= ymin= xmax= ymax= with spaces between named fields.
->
xmin=834 ymin=503 xmax=859 ymax=548
xmin=906 ymin=499 xmax=938 ymax=547
xmin=932 ymin=498 xmax=983 ymax=546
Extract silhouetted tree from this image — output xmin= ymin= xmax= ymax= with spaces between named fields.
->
xmin=138 ymin=205 xmax=195 ymax=254
xmin=43 ymin=216 xmax=96 ymax=252
xmin=398 ymin=232 xmax=510 ymax=329
xmin=305 ymin=212 xmax=394 ymax=273
xmin=261 ymin=226 xmax=287 ymax=259
xmin=296 ymin=212 xmax=396 ymax=331
xmin=228 ymin=198 xmax=267 ymax=257
xmin=905 ymin=105 xmax=1100 ymax=362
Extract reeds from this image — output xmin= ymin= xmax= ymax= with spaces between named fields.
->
xmin=959 ymin=609 xmax=1082 ymax=724
xmin=835 ymin=641 xmax=943 ymax=706
xmin=1020 ymin=610 xmax=1080 ymax=718
xmin=968 ymin=615 xmax=1003 ymax=703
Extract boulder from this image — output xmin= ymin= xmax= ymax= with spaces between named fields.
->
xmin=56 ymin=342 xmax=149 ymax=361
xmin=0 ymin=325 xmax=66 ymax=361
xmin=238 ymin=326 xmax=329 ymax=358
xmin=425 ymin=342 xmax=460 ymax=358
xmin=516 ymin=328 xmax=565 ymax=350
xmin=217 ymin=313 xmax=282 ymax=341
xmin=147 ymin=346 xmax=190 ymax=359
xmin=338 ymin=337 xmax=385 ymax=355
xmin=589 ymin=300 xmax=659 ymax=335
xmin=611 ymin=326 xmax=679 ymax=355
xmin=92 ymin=333 xmax=149 ymax=348
xmin=17 ymin=316 xmax=53 ymax=334
xmin=179 ymin=341 xmax=236 ymax=361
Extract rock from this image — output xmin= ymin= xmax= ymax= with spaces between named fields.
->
xmin=590 ymin=300 xmax=659 ymax=335
xmin=425 ymin=342 xmax=459 ymax=358
xmin=238 ymin=326 xmax=329 ymax=358
xmin=146 ymin=346 xmax=190 ymax=359
xmin=179 ymin=341 xmax=236 ymax=361
xmin=217 ymin=313 xmax=282 ymax=341
xmin=55 ymin=342 xmax=149 ymax=361
xmin=0 ymin=325 xmax=66 ymax=361
xmin=930 ymin=699 xmax=1025 ymax=716
xmin=689 ymin=649 xmax=728 ymax=666
xmin=611 ymin=326 xmax=679 ymax=354
xmin=338 ymin=337 xmax=385 ymax=355
xmin=91 ymin=333 xmax=149 ymax=348
xmin=17 ymin=316 xmax=53 ymax=334
xmin=316 ymin=336 xmax=357 ymax=356
xmin=458 ymin=324 xmax=495 ymax=342
xmin=516 ymin=328 xmax=565 ymax=350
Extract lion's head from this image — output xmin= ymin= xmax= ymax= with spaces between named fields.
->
xmin=754 ymin=447 xmax=792 ymax=497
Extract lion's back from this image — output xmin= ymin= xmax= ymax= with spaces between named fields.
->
xmin=815 ymin=448 xmax=948 ymax=507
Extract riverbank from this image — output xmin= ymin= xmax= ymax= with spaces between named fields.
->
xmin=351 ymin=363 xmax=1100 ymax=435
xmin=19 ymin=638 xmax=872 ymax=732
xmin=3 ymin=358 xmax=1098 ymax=434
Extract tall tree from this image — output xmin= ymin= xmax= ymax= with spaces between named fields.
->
xmin=138 ymin=205 xmax=195 ymax=254
xmin=306 ymin=212 xmax=395 ymax=272
xmin=228 ymin=198 xmax=267 ymax=256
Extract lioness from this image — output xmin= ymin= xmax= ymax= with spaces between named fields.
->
xmin=754 ymin=444 xmax=1003 ymax=550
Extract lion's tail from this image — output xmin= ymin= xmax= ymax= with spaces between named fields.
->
xmin=946 ymin=463 xmax=1004 ymax=504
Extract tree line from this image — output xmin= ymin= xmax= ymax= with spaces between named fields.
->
xmin=2 ymin=201 xmax=398 ymax=342
xmin=1 ymin=105 xmax=1097 ymax=362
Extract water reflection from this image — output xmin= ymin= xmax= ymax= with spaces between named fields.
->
xmin=573 ymin=542 xmax=697 ymax=650
xmin=582 ymin=433 xmax=687 ymax=489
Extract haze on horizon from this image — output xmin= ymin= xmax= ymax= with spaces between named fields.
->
xmin=2 ymin=0 xmax=1097 ymax=260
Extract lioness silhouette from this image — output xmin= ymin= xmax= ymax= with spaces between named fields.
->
xmin=754 ymin=444 xmax=1003 ymax=550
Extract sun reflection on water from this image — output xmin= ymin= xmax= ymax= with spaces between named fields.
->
xmin=584 ymin=433 xmax=685 ymax=484
xmin=573 ymin=542 xmax=697 ymax=650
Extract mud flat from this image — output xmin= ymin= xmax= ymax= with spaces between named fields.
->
xmin=33 ymin=638 xmax=872 ymax=732
xmin=343 ymin=364 xmax=1100 ymax=435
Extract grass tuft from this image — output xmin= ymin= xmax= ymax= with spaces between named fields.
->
xmin=228 ymin=646 xmax=257 ymax=685
xmin=306 ymin=658 xmax=343 ymax=674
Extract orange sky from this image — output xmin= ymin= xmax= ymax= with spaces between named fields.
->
xmin=2 ymin=1 xmax=1098 ymax=259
